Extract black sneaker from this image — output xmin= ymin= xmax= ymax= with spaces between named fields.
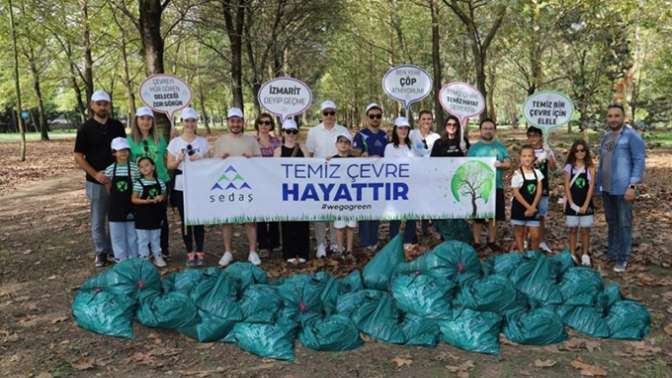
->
xmin=95 ymin=254 xmax=106 ymax=268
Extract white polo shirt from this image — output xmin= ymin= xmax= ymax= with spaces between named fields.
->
xmin=305 ymin=122 xmax=351 ymax=158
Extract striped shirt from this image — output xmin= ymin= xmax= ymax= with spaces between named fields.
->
xmin=132 ymin=178 xmax=166 ymax=196
xmin=105 ymin=162 xmax=140 ymax=180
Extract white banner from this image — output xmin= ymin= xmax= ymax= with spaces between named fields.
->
xmin=183 ymin=157 xmax=496 ymax=225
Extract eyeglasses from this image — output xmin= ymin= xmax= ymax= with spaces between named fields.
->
xmin=258 ymin=120 xmax=272 ymax=126
xmin=446 ymin=122 xmax=458 ymax=127
xmin=369 ymin=114 xmax=382 ymax=120
xmin=284 ymin=129 xmax=299 ymax=135
xmin=323 ymin=111 xmax=336 ymax=116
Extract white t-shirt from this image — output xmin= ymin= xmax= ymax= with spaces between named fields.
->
xmin=511 ymin=168 xmax=544 ymax=188
xmin=383 ymin=143 xmax=420 ymax=158
xmin=409 ymin=129 xmax=440 ymax=157
xmin=534 ymin=146 xmax=556 ymax=164
xmin=167 ymin=135 xmax=209 ymax=191
xmin=306 ymin=123 xmax=351 ymax=158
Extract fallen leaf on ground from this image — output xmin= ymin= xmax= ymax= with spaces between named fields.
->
xmin=391 ymin=356 xmax=413 ymax=368
xmin=571 ymin=358 xmax=607 ymax=376
xmin=71 ymin=357 xmax=95 ymax=371
xmin=664 ymin=323 xmax=672 ymax=336
xmin=534 ymin=359 xmax=557 ymax=368
xmin=50 ymin=316 xmax=68 ymax=324
xmin=446 ymin=360 xmax=475 ymax=377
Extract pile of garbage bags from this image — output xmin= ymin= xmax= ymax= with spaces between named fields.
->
xmin=72 ymin=236 xmax=650 ymax=361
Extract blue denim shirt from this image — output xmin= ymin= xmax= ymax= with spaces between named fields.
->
xmin=596 ymin=126 xmax=646 ymax=195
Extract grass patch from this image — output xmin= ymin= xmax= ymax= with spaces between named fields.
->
xmin=643 ymin=130 xmax=672 ymax=147
xmin=0 ymin=130 xmax=77 ymax=143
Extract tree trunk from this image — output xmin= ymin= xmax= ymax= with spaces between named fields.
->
xmin=9 ymin=0 xmax=26 ymax=161
xmin=222 ymin=0 xmax=246 ymax=109
xmin=80 ymin=0 xmax=94 ymax=114
xmin=429 ymin=0 xmax=444 ymax=131
xmin=27 ymin=47 xmax=49 ymax=141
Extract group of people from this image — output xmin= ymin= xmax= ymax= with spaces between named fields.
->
xmin=75 ymin=90 xmax=645 ymax=273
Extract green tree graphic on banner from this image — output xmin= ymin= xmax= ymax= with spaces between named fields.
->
xmin=451 ymin=160 xmax=495 ymax=218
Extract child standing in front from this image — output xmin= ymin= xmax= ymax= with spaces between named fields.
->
xmin=132 ymin=156 xmax=167 ymax=268
xmin=105 ymin=137 xmax=139 ymax=261
xmin=563 ymin=140 xmax=595 ymax=266
xmin=511 ymin=145 xmax=544 ymax=251
xmin=331 ymin=133 xmax=357 ymax=258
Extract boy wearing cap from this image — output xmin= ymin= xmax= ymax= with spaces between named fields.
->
xmin=331 ymin=133 xmax=357 ymax=257
xmin=526 ymin=126 xmax=557 ymax=253
xmin=74 ymin=90 xmax=126 ymax=267
xmin=306 ymin=100 xmax=351 ymax=258
xmin=104 ymin=137 xmax=140 ymax=262
xmin=353 ymin=103 xmax=387 ymax=251
xmin=213 ymin=108 xmax=262 ymax=267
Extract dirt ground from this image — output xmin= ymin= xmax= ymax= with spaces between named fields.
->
xmin=0 ymin=131 xmax=671 ymax=378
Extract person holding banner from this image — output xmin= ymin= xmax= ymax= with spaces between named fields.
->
xmin=128 ymin=106 xmax=171 ymax=259
xmin=167 ymin=107 xmax=209 ymax=266
xmin=352 ymin=103 xmax=387 ymax=252
xmin=430 ymin=115 xmax=470 ymax=157
xmin=74 ymin=90 xmax=126 ymax=267
xmin=274 ymin=119 xmax=311 ymax=264
xmin=255 ymin=113 xmax=281 ymax=257
xmin=385 ymin=117 xmax=419 ymax=249
xmin=213 ymin=107 xmax=263 ymax=266
xmin=306 ymin=100 xmax=351 ymax=258
xmin=467 ymin=119 xmax=510 ymax=252
xmin=409 ymin=110 xmax=440 ymax=157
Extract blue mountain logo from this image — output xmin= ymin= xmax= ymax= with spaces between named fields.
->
xmin=211 ymin=165 xmax=252 ymax=191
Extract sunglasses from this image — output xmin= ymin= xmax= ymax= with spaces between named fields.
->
xmin=284 ymin=129 xmax=299 ymax=135
xmin=575 ymin=148 xmax=586 ymax=153
xmin=323 ymin=111 xmax=336 ymax=116
xmin=446 ymin=122 xmax=458 ymax=127
xmin=258 ymin=120 xmax=272 ymax=126
xmin=369 ymin=114 xmax=382 ymax=120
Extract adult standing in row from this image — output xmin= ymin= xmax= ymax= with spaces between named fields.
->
xmin=255 ymin=113 xmax=281 ymax=256
xmin=127 ymin=106 xmax=170 ymax=259
xmin=410 ymin=110 xmax=441 ymax=237
xmin=352 ymin=103 xmax=387 ymax=252
xmin=467 ymin=119 xmax=510 ymax=251
xmin=306 ymin=100 xmax=351 ymax=258
xmin=74 ymin=90 xmax=126 ymax=267
xmin=166 ymin=107 xmax=209 ymax=266
xmin=213 ymin=107 xmax=262 ymax=266
xmin=597 ymin=104 xmax=646 ymax=273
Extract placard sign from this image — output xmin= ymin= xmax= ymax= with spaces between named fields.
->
xmin=139 ymin=74 xmax=192 ymax=123
xmin=523 ymin=91 xmax=574 ymax=141
xmin=438 ymin=81 xmax=485 ymax=144
xmin=382 ymin=65 xmax=432 ymax=112
xmin=257 ymin=77 xmax=313 ymax=120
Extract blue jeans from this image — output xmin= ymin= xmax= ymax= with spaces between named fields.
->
xmin=109 ymin=220 xmax=138 ymax=261
xmin=137 ymin=229 xmax=162 ymax=258
xmin=389 ymin=220 xmax=417 ymax=244
xmin=85 ymin=181 xmax=111 ymax=256
xmin=602 ymin=193 xmax=633 ymax=264
xmin=358 ymin=220 xmax=380 ymax=248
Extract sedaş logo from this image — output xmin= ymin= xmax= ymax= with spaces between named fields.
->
xmin=209 ymin=165 xmax=254 ymax=203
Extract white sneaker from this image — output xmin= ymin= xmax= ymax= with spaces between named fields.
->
xmin=330 ymin=243 xmax=339 ymax=253
xmin=286 ymin=258 xmax=298 ymax=265
xmin=613 ymin=262 xmax=627 ymax=273
xmin=153 ymin=255 xmax=167 ymax=268
xmin=581 ymin=254 xmax=591 ymax=267
xmin=539 ymin=241 xmax=552 ymax=253
xmin=248 ymin=251 xmax=261 ymax=266
xmin=298 ymin=258 xmax=306 ymax=264
xmin=218 ymin=251 xmax=233 ymax=267
xmin=316 ymin=244 xmax=327 ymax=259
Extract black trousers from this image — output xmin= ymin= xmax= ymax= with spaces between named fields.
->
xmin=280 ymin=221 xmax=309 ymax=260
xmin=257 ymin=221 xmax=280 ymax=250
xmin=173 ymin=190 xmax=205 ymax=252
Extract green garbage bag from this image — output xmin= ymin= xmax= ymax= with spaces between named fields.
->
xmin=161 ymin=268 xmax=211 ymax=293
xmin=391 ymin=273 xmax=452 ymax=319
xmin=336 ymin=289 xmax=385 ymax=319
xmin=549 ymin=250 xmax=575 ymax=279
xmin=402 ymin=315 xmax=440 ymax=347
xmin=599 ymin=282 xmax=622 ymax=308
xmin=299 ymin=314 xmax=363 ymax=351
xmin=223 ymin=262 xmax=268 ymax=293
xmin=486 ymin=253 xmax=524 ymax=277
xmin=356 ymin=293 xmax=407 ymax=344
xmin=561 ymin=306 xmax=610 ymax=338
xmin=72 ymin=289 xmax=135 ymax=339
xmin=433 ymin=219 xmax=473 ymax=243
xmin=500 ymin=290 xmax=529 ymax=320
xmin=228 ymin=321 xmax=298 ymax=361
xmin=515 ymin=254 xmax=563 ymax=306
xmin=606 ymin=300 xmax=651 ymax=340
xmin=439 ymin=309 xmax=502 ymax=355
xmin=503 ymin=308 xmax=567 ymax=345
xmin=363 ymin=235 xmax=404 ymax=290
xmin=276 ymin=272 xmax=331 ymax=326
xmin=506 ymin=252 xmax=539 ymax=285
xmin=321 ymin=270 xmax=363 ymax=315
xmin=455 ymin=275 xmax=516 ymax=313
xmin=81 ymin=258 xmax=161 ymax=300
xmin=558 ymin=267 xmax=604 ymax=306
xmin=179 ymin=271 xmax=243 ymax=342
xmin=396 ymin=241 xmax=481 ymax=287
xmin=137 ymin=291 xmax=198 ymax=329
xmin=239 ymin=284 xmax=283 ymax=323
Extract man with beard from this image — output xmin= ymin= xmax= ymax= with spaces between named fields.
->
xmin=74 ymin=90 xmax=126 ymax=267
xmin=467 ymin=118 xmax=511 ymax=252
xmin=596 ymin=104 xmax=646 ymax=273
xmin=213 ymin=107 xmax=262 ymax=267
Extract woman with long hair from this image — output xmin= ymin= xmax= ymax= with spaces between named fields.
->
xmin=255 ymin=113 xmax=282 ymax=256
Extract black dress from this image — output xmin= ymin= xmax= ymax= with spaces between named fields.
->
xmin=280 ymin=145 xmax=311 ymax=260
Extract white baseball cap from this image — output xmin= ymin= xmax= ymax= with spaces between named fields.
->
xmin=335 ymin=132 xmax=352 ymax=144
xmin=394 ymin=116 xmax=410 ymax=128
xmin=320 ymin=100 xmax=337 ymax=112
xmin=281 ymin=119 xmax=298 ymax=130
xmin=227 ymin=107 xmax=244 ymax=119
xmin=136 ymin=106 xmax=154 ymax=118
xmin=111 ymin=137 xmax=130 ymax=151
xmin=91 ymin=90 xmax=111 ymax=102
xmin=181 ymin=107 xmax=199 ymax=121
xmin=365 ymin=103 xmax=382 ymax=114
